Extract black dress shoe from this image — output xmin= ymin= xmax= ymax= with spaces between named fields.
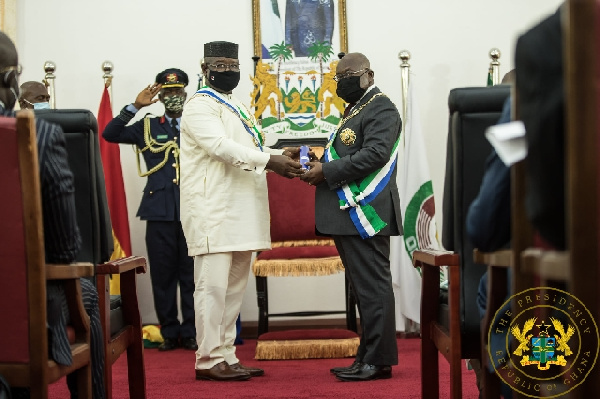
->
xmin=330 ymin=360 xmax=363 ymax=374
xmin=158 ymin=338 xmax=179 ymax=351
xmin=181 ymin=337 xmax=198 ymax=350
xmin=335 ymin=364 xmax=392 ymax=382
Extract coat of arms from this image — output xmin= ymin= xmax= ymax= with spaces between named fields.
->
xmin=250 ymin=41 xmax=345 ymax=147
xmin=511 ymin=317 xmax=573 ymax=370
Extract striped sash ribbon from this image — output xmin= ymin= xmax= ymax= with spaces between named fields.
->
xmin=324 ymin=134 xmax=400 ymax=239
xmin=196 ymin=87 xmax=263 ymax=151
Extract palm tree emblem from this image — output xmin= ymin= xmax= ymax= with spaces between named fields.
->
xmin=307 ymin=41 xmax=334 ymax=117
xmin=268 ymin=42 xmax=294 ymax=120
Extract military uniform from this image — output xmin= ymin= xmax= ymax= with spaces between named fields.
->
xmin=102 ymin=70 xmax=195 ymax=346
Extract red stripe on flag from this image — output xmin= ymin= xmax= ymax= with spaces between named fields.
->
xmin=98 ymin=87 xmax=132 ymax=257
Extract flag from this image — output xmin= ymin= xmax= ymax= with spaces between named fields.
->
xmin=487 ymin=66 xmax=494 ymax=86
xmin=98 ymin=85 xmax=132 ymax=294
xmin=391 ymin=74 xmax=441 ymax=332
xmin=260 ymin=0 xmax=285 ymax=59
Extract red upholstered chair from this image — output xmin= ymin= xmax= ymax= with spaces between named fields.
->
xmin=252 ymin=172 xmax=358 ymax=358
xmin=0 ymin=112 xmax=94 ymax=398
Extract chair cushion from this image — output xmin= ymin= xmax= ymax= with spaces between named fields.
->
xmin=266 ymin=173 xmax=320 ymax=242
xmin=256 ymin=329 xmax=359 ymax=360
xmin=259 ymin=329 xmax=357 ymax=341
xmin=256 ymin=245 xmax=339 ymax=260
xmin=110 ymin=295 xmax=122 ymax=310
xmin=110 ymin=307 xmax=124 ymax=337
xmin=109 ymin=294 xmax=124 ymax=336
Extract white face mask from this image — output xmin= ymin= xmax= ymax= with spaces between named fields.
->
xmin=32 ymin=102 xmax=50 ymax=110
xmin=23 ymin=98 xmax=50 ymax=110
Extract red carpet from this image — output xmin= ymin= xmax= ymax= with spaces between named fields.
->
xmin=49 ymin=338 xmax=480 ymax=398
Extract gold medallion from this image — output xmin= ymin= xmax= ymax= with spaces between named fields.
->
xmin=340 ymin=128 xmax=356 ymax=146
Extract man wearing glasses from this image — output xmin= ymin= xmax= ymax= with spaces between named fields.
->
xmin=102 ymin=68 xmax=198 ymax=353
xmin=180 ymin=41 xmax=304 ymax=381
xmin=0 ymin=31 xmax=106 ymax=398
xmin=301 ymin=52 xmax=402 ymax=381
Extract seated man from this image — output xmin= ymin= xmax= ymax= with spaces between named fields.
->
xmin=466 ymin=72 xmax=514 ymax=399
xmin=18 ymin=80 xmax=51 ymax=110
xmin=0 ymin=31 xmax=105 ymax=399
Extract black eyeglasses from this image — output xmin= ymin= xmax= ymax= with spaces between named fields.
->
xmin=207 ymin=63 xmax=240 ymax=72
xmin=333 ymin=68 xmax=368 ymax=82
xmin=0 ymin=64 xmax=22 ymax=77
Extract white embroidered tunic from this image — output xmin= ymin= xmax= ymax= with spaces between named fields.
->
xmin=180 ymin=87 xmax=281 ymax=255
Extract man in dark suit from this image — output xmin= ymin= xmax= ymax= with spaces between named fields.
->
xmin=102 ymin=69 xmax=197 ymax=351
xmin=0 ymin=31 xmax=105 ymax=399
xmin=515 ymin=5 xmax=565 ymax=250
xmin=301 ymin=52 xmax=402 ymax=381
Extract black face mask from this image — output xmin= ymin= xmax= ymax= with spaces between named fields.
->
xmin=208 ymin=70 xmax=240 ymax=92
xmin=336 ymin=76 xmax=366 ymax=104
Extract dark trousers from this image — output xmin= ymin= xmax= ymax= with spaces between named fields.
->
xmin=11 ymin=279 xmax=105 ymax=399
xmin=67 ymin=279 xmax=105 ymax=399
xmin=333 ymin=235 xmax=398 ymax=366
xmin=146 ymin=221 xmax=195 ymax=339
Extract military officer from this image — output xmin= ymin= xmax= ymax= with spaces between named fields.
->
xmin=102 ymin=68 xmax=197 ymax=351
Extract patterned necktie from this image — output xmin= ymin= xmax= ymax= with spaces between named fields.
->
xmin=343 ymin=103 xmax=355 ymax=118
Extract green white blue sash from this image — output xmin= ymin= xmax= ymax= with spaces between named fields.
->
xmin=324 ymin=129 xmax=400 ymax=239
xmin=196 ymin=87 xmax=263 ymax=151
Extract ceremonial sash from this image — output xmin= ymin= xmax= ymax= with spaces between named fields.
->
xmin=324 ymin=94 xmax=400 ymax=239
xmin=195 ymin=87 xmax=264 ymax=151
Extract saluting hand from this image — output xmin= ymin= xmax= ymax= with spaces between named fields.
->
xmin=133 ymin=83 xmax=162 ymax=109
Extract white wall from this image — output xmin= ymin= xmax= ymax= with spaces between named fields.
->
xmin=16 ymin=0 xmax=563 ymax=325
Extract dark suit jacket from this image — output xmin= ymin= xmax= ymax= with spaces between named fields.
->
xmin=2 ymin=106 xmax=82 ymax=366
xmin=315 ymin=87 xmax=403 ymax=236
xmin=515 ymin=7 xmax=565 ymax=249
xmin=102 ymin=106 xmax=181 ymax=221
xmin=466 ymin=98 xmax=512 ymax=252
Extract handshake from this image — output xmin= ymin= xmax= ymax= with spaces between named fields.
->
xmin=265 ymin=145 xmax=324 ymax=185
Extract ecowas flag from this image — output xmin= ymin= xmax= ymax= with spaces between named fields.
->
xmin=391 ymin=74 xmax=440 ymax=331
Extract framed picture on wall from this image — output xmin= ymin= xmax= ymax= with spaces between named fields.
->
xmin=251 ymin=0 xmax=348 ymax=148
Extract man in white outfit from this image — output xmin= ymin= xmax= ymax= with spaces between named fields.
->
xmin=180 ymin=41 xmax=303 ymax=381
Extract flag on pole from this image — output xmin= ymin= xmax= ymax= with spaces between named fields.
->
xmin=98 ymin=84 xmax=131 ymax=294
xmin=487 ymin=66 xmax=494 ymax=86
xmin=391 ymin=74 xmax=440 ymax=331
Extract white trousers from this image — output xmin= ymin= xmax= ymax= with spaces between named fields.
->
xmin=193 ymin=251 xmax=252 ymax=370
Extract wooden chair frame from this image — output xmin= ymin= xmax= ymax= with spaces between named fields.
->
xmin=0 ymin=111 xmax=93 ymax=398
xmin=96 ymin=256 xmax=147 ymax=399
xmin=412 ymin=249 xmax=461 ymax=399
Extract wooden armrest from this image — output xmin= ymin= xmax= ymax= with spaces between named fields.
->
xmin=521 ymin=248 xmax=569 ymax=281
xmin=96 ymin=255 xmax=147 ymax=275
xmin=46 ymin=262 xmax=95 ymax=280
xmin=412 ymin=249 xmax=459 ymax=267
xmin=473 ymin=249 xmax=512 ymax=267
